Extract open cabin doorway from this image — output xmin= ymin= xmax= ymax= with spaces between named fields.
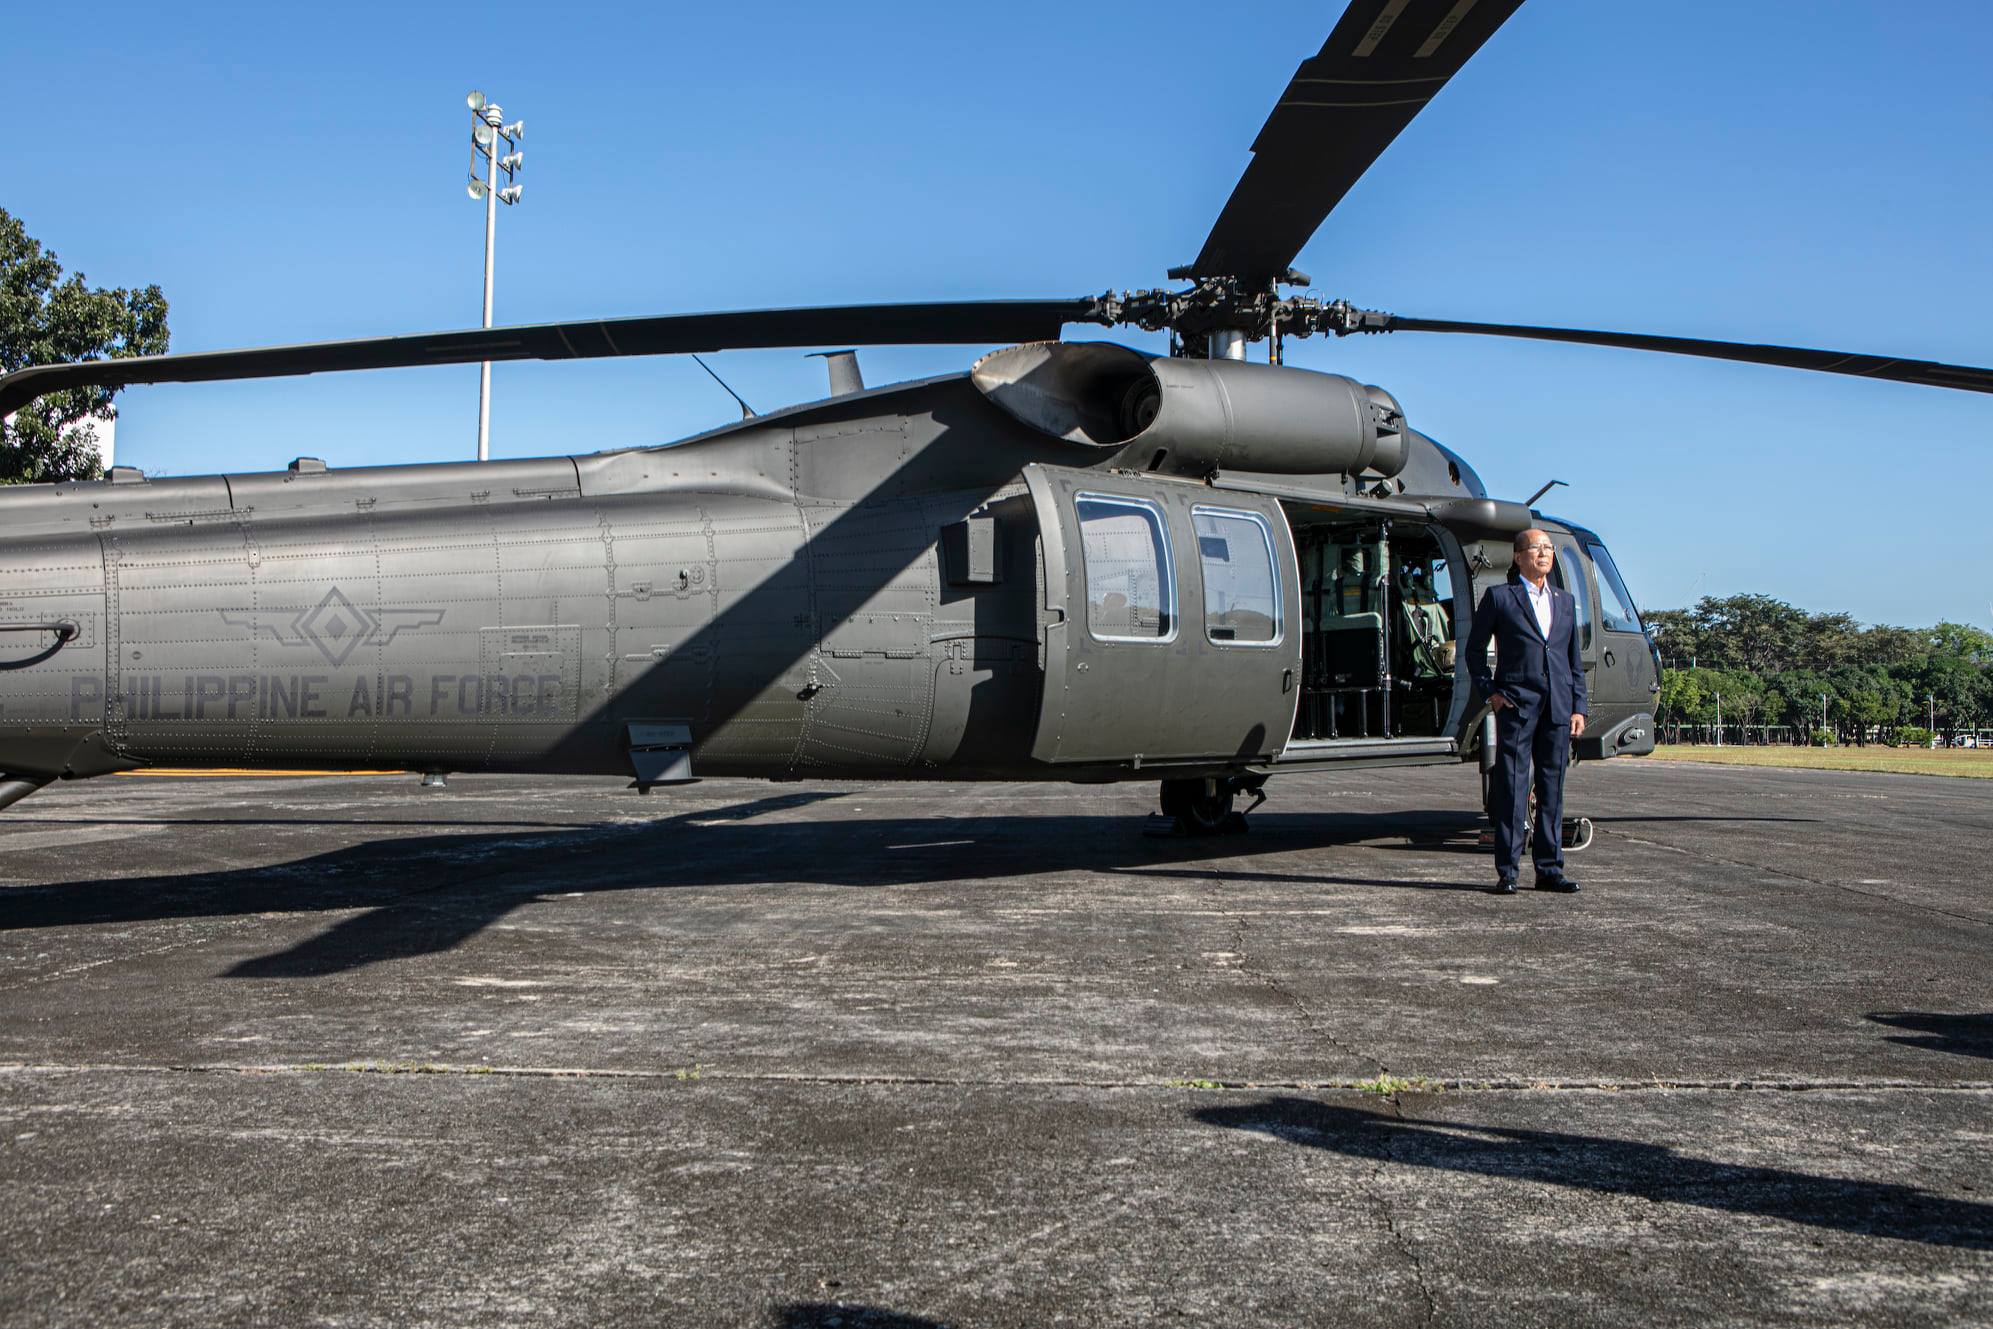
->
xmin=1281 ymin=505 xmax=1465 ymax=748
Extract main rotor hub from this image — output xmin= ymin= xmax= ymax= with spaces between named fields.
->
xmin=1083 ymin=278 xmax=1394 ymax=348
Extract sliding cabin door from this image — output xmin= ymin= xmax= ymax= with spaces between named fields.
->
xmin=1023 ymin=465 xmax=1299 ymax=766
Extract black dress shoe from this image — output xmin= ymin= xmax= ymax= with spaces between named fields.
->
xmin=1534 ymin=873 xmax=1580 ymax=893
xmin=1490 ymin=877 xmax=1518 ymax=895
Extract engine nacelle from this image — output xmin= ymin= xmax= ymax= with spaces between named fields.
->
xmin=970 ymin=341 xmax=1407 ymax=478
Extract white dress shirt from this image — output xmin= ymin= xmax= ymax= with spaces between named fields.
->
xmin=1522 ymin=575 xmax=1554 ymax=638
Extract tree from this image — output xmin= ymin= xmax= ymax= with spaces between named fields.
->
xmin=1708 ymin=667 xmax=1769 ymax=735
xmin=1660 ymin=666 xmax=1765 ymax=739
xmin=1656 ymin=667 xmax=1705 ymax=737
xmin=1801 ymin=612 xmax=1863 ymax=670
xmin=1826 ymin=664 xmax=1909 ymax=745
xmin=1646 ymin=609 xmax=1704 ymax=668
xmin=1926 ymin=621 xmax=1993 ymax=666
xmin=1767 ymin=669 xmax=1835 ymax=743
xmin=0 ymin=208 xmax=169 ymax=484
xmin=1682 ymin=594 xmax=1811 ymax=675
xmin=1853 ymin=624 xmax=1927 ymax=670
xmin=1914 ymin=625 xmax=1993 ymax=739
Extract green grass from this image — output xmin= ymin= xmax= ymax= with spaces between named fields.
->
xmin=1353 ymin=1075 xmax=1441 ymax=1096
xmin=1647 ymin=744 xmax=1993 ymax=779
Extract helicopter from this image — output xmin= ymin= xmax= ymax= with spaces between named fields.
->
xmin=2 ymin=0 xmax=1990 ymax=834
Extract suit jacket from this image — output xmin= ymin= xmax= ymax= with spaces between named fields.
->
xmin=1465 ymin=576 xmax=1588 ymax=725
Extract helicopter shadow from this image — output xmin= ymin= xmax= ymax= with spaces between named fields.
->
xmin=1195 ymin=1096 xmax=1993 ymax=1251
xmin=0 ymin=798 xmax=1499 ymax=976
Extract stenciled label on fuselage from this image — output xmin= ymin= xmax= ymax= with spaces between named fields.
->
xmin=71 ymin=672 xmax=565 ymax=722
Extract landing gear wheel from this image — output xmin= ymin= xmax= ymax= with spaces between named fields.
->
xmin=1159 ymin=777 xmax=1249 ymax=836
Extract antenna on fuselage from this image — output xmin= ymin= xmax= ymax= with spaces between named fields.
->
xmin=690 ymin=354 xmax=755 ymax=419
xmin=1525 ymin=478 xmax=1569 ymax=508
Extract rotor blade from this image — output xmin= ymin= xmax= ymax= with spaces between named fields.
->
xmin=1377 ymin=315 xmax=1993 ymax=395
xmin=1186 ymin=0 xmax=1526 ymax=287
xmin=0 ymin=300 xmax=1099 ymax=418
xmin=1179 ymin=0 xmax=1522 ymax=288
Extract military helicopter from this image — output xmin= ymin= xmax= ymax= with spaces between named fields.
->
xmin=3 ymin=0 xmax=1990 ymax=834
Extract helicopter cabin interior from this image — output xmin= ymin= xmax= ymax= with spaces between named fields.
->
xmin=1278 ymin=505 xmax=1463 ymax=749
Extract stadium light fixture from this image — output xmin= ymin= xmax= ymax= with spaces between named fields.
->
xmin=461 ymin=93 xmax=530 ymax=461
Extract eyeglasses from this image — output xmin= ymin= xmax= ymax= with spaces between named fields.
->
xmin=1517 ymin=544 xmax=1554 ymax=554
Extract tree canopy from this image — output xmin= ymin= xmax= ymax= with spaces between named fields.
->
xmin=1650 ymin=594 xmax=1993 ymax=743
xmin=0 ymin=208 xmax=169 ymax=484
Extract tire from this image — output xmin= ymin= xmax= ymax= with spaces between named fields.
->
xmin=1159 ymin=777 xmax=1236 ymax=836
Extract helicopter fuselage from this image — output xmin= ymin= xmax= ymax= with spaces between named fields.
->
xmin=0 ymin=352 xmax=1658 ymax=804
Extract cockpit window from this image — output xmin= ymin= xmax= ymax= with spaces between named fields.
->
xmin=1586 ymin=543 xmax=1643 ymax=633
xmin=1550 ymin=541 xmax=1593 ymax=652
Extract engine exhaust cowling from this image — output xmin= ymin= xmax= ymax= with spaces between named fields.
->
xmin=970 ymin=341 xmax=1406 ymax=478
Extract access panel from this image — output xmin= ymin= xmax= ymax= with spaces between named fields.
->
xmin=1024 ymin=465 xmax=1299 ymax=766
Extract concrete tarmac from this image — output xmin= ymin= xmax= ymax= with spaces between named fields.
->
xmin=1 ymin=758 xmax=1989 ymax=1326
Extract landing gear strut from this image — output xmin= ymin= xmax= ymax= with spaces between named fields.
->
xmin=1158 ymin=775 xmax=1265 ymax=837
xmin=1477 ymin=771 xmax=1593 ymax=851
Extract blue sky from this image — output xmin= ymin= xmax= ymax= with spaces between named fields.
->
xmin=8 ymin=1 xmax=1990 ymax=628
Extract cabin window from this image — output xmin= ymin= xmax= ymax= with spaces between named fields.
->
xmin=1076 ymin=494 xmax=1174 ymax=642
xmin=1193 ymin=506 xmax=1280 ymax=645
xmin=1587 ymin=543 xmax=1644 ymax=633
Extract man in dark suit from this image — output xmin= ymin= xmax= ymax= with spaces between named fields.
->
xmin=1464 ymin=528 xmax=1588 ymax=895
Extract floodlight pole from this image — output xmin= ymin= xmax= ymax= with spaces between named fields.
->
xmin=464 ymin=93 xmax=523 ymax=461
xmin=477 ymin=106 xmax=499 ymax=463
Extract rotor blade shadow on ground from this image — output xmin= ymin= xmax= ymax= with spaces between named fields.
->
xmin=2 ymin=816 xmax=579 ymax=830
xmin=1586 ymin=815 xmax=1823 ymax=825
xmin=1194 ymin=1096 xmax=1993 ymax=1251
xmin=1867 ymin=1011 xmax=1993 ymax=1061
xmin=776 ymin=1305 xmax=947 ymax=1329
xmin=1114 ymin=865 xmax=1487 ymax=892
xmin=537 ymin=385 xmax=1092 ymax=776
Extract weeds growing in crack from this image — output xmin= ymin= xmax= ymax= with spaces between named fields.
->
xmin=1355 ymin=1074 xmax=1441 ymax=1096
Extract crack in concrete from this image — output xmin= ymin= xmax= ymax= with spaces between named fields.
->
xmin=1373 ymin=1092 xmax=1437 ymax=1326
xmin=3 ymin=1062 xmax=1990 ymax=1093
xmin=1228 ymin=914 xmax=1392 ymax=1077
